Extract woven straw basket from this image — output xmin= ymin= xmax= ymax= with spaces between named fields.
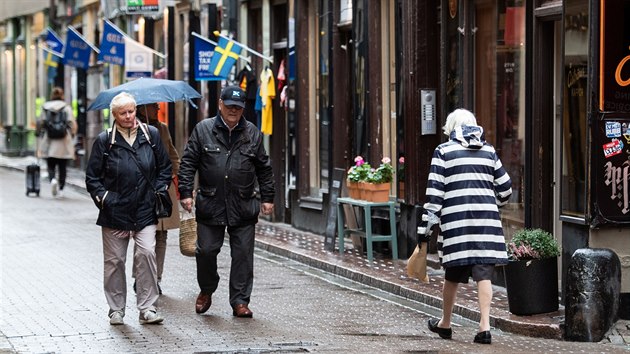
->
xmin=179 ymin=211 xmax=197 ymax=257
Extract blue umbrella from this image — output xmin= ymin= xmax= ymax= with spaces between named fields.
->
xmin=88 ymin=77 xmax=202 ymax=111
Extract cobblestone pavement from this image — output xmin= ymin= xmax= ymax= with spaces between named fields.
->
xmin=1 ymin=155 xmax=629 ymax=353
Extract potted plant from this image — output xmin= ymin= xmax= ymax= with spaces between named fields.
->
xmin=504 ymin=228 xmax=561 ymax=316
xmin=364 ymin=157 xmax=394 ymax=202
xmin=347 ymin=156 xmax=371 ymax=199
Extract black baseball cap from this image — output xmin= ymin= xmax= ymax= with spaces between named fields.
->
xmin=220 ymin=86 xmax=246 ymax=108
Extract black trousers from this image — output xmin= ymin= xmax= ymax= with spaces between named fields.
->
xmin=47 ymin=157 xmax=68 ymax=189
xmin=196 ymin=222 xmax=255 ymax=307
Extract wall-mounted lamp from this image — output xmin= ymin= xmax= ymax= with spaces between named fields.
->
xmin=14 ymin=33 xmax=25 ymax=55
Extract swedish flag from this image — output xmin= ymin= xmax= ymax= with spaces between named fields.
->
xmin=43 ymin=50 xmax=61 ymax=84
xmin=208 ymin=37 xmax=242 ymax=78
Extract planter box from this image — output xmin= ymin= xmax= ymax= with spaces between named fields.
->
xmin=504 ymin=257 xmax=559 ymax=316
xmin=362 ymin=182 xmax=390 ymax=202
xmin=347 ymin=181 xmax=361 ymax=199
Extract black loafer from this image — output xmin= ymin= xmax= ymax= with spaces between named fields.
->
xmin=474 ymin=330 xmax=491 ymax=344
xmin=428 ymin=318 xmax=452 ymax=339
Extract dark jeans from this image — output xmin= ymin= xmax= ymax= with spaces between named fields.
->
xmin=196 ymin=222 xmax=255 ymax=307
xmin=47 ymin=157 xmax=68 ymax=189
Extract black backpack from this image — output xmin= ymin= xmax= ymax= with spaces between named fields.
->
xmin=43 ymin=108 xmax=68 ymax=139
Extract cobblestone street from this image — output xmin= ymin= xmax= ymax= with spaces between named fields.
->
xmin=1 ymin=162 xmax=629 ymax=353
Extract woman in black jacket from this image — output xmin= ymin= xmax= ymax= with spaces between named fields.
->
xmin=85 ymin=92 xmax=172 ymax=326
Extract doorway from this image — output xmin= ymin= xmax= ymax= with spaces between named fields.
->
xmin=443 ymin=0 xmax=527 ymax=237
xmin=532 ymin=6 xmax=562 ymax=236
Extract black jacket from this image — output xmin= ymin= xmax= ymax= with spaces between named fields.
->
xmin=178 ymin=115 xmax=275 ymax=226
xmin=85 ymin=124 xmax=172 ymax=231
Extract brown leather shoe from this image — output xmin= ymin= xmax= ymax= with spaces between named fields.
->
xmin=232 ymin=303 xmax=253 ymax=318
xmin=195 ymin=292 xmax=212 ymax=314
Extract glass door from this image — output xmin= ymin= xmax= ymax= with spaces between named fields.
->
xmin=443 ymin=0 xmax=527 ymax=237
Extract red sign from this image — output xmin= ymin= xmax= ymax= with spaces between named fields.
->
xmin=602 ymin=139 xmax=623 ymax=158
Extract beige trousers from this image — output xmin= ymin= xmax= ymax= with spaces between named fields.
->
xmin=102 ymin=225 xmax=159 ymax=315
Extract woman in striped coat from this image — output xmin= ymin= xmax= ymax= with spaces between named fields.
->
xmin=420 ymin=109 xmax=512 ymax=345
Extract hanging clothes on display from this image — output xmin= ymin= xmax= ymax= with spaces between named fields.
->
xmin=259 ymin=67 xmax=276 ymax=135
xmin=277 ymin=59 xmax=288 ymax=111
xmin=254 ymin=86 xmax=263 ymax=129
xmin=236 ymin=63 xmax=258 ymax=127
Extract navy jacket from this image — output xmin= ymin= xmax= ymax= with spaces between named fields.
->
xmin=86 ymin=124 xmax=172 ymax=231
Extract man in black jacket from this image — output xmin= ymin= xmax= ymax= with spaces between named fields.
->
xmin=178 ymin=86 xmax=275 ymax=318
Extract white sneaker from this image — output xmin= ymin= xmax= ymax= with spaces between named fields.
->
xmin=57 ymin=190 xmax=64 ymax=199
xmin=51 ymin=178 xmax=58 ymax=197
xmin=139 ymin=309 xmax=164 ymax=324
xmin=109 ymin=311 xmax=124 ymax=325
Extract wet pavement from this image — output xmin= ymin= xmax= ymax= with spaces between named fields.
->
xmin=2 ymin=154 xmax=629 ymax=351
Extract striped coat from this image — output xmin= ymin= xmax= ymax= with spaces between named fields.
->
xmin=419 ymin=125 xmax=512 ymax=268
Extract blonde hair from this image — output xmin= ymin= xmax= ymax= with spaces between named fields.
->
xmin=110 ymin=92 xmax=136 ymax=113
xmin=442 ymin=108 xmax=477 ymax=136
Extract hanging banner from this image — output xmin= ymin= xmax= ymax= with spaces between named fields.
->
xmin=192 ymin=33 xmax=226 ymax=81
xmin=124 ymin=36 xmax=153 ymax=79
xmin=45 ymin=28 xmax=64 ymax=56
xmin=63 ymin=27 xmax=97 ymax=70
xmin=98 ymin=20 xmax=125 ymax=66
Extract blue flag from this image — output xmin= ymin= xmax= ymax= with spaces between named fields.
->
xmin=208 ymin=37 xmax=242 ymax=78
xmin=98 ymin=20 xmax=125 ymax=65
xmin=63 ymin=27 xmax=94 ymax=69
xmin=45 ymin=28 xmax=64 ymax=55
xmin=193 ymin=34 xmax=226 ymax=81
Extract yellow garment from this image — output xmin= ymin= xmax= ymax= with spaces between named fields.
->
xmin=260 ymin=68 xmax=276 ymax=135
xmin=239 ymin=74 xmax=247 ymax=92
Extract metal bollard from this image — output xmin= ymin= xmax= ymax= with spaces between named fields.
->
xmin=565 ymin=248 xmax=621 ymax=342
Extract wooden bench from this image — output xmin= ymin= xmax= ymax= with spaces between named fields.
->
xmin=336 ymin=197 xmax=398 ymax=262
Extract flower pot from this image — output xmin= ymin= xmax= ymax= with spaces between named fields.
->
xmin=504 ymin=257 xmax=559 ymax=316
xmin=347 ymin=181 xmax=361 ymax=199
xmin=363 ymin=182 xmax=390 ymax=202
xmin=359 ymin=181 xmax=369 ymax=200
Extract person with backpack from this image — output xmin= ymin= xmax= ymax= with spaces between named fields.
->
xmin=37 ymin=86 xmax=76 ymax=198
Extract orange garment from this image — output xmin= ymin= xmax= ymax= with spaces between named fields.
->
xmin=260 ymin=68 xmax=276 ymax=135
xmin=240 ymin=74 xmax=248 ymax=92
xmin=158 ymin=102 xmax=168 ymax=125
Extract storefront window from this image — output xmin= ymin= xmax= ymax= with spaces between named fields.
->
xmin=490 ymin=0 xmax=526 ymax=234
xmin=561 ymin=0 xmax=589 ymax=218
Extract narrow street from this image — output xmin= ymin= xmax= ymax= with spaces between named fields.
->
xmin=0 ymin=167 xmax=628 ymax=353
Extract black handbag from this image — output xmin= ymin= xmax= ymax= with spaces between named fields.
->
xmin=130 ymin=123 xmax=173 ymax=218
xmin=154 ymin=188 xmax=173 ymax=218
